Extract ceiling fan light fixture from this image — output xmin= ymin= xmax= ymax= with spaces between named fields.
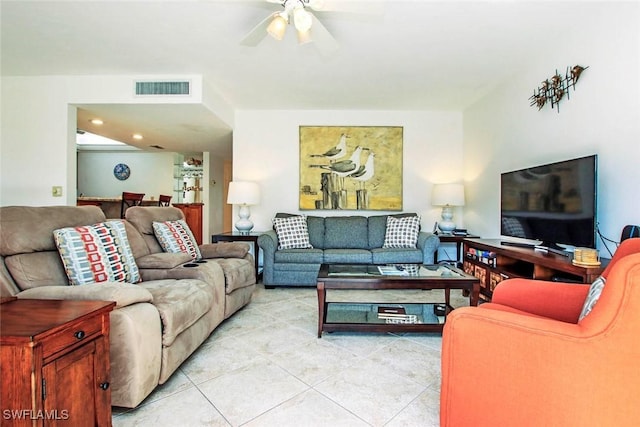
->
xmin=293 ymin=7 xmax=312 ymax=32
xmin=297 ymin=29 xmax=312 ymax=45
xmin=267 ymin=13 xmax=288 ymax=41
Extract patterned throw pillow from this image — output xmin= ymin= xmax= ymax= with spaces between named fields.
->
xmin=382 ymin=215 xmax=421 ymax=248
xmin=578 ymin=275 xmax=606 ymax=321
xmin=153 ymin=220 xmax=202 ymax=261
xmin=273 ymin=215 xmax=313 ymax=250
xmin=53 ymin=220 xmax=140 ymax=286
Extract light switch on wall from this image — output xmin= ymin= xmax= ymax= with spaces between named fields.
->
xmin=52 ymin=186 xmax=63 ymax=197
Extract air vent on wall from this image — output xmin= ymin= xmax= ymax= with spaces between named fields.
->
xmin=135 ymin=80 xmax=190 ymax=96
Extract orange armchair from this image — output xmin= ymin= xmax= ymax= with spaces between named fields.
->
xmin=440 ymin=238 xmax=640 ymax=427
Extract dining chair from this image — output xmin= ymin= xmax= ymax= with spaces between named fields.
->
xmin=120 ymin=192 xmax=145 ymax=218
xmin=158 ymin=194 xmax=172 ymax=207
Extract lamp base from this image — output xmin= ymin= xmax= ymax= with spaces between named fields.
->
xmin=438 ymin=206 xmax=456 ymax=234
xmin=234 ymin=204 xmax=254 ymax=234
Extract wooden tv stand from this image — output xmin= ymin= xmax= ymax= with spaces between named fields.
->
xmin=462 ymin=238 xmax=608 ymax=301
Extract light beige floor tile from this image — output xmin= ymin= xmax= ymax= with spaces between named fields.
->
xmin=232 ymin=321 xmax=317 ymax=356
xmin=367 ymin=337 xmax=441 ymax=387
xmin=197 ymin=357 xmax=309 ymax=426
xmin=268 ymin=337 xmax=362 ymax=385
xmin=112 ymin=387 xmax=230 ymax=427
xmin=386 ymin=387 xmax=441 ymax=427
xmin=314 ymin=358 xmax=426 ymax=426
xmin=111 ymin=369 xmax=194 ymax=415
xmin=180 ymin=334 xmax=262 ymax=384
xmin=320 ymin=332 xmax=401 ymax=358
xmin=244 ymin=389 xmax=369 ymax=427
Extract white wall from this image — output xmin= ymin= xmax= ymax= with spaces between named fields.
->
xmin=0 ymin=74 xmax=232 ymax=238
xmin=77 ymin=151 xmax=174 ymax=198
xmin=232 ymin=110 xmax=465 ymax=233
xmin=463 ymin=2 xmax=640 ymax=255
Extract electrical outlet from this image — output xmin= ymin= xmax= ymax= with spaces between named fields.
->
xmin=52 ymin=186 xmax=63 ymax=197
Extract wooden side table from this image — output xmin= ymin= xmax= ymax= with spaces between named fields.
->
xmin=1 ymin=299 xmax=115 ymax=427
xmin=435 ymin=233 xmax=480 ymax=265
xmin=212 ymin=231 xmax=264 ymax=279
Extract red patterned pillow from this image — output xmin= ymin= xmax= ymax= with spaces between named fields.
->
xmin=53 ymin=220 xmax=140 ymax=285
xmin=153 ymin=220 xmax=202 ymax=260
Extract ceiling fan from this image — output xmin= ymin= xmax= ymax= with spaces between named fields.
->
xmin=240 ymin=0 xmax=382 ymax=56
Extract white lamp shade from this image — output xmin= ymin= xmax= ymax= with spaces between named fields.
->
xmin=432 ymin=183 xmax=465 ymax=207
xmin=227 ymin=181 xmax=260 ymax=206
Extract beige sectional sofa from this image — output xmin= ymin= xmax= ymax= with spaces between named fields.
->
xmin=0 ymin=205 xmax=256 ymax=408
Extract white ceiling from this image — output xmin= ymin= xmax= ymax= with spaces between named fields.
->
xmin=1 ymin=0 xmax=609 ymax=155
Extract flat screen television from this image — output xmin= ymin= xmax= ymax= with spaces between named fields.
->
xmin=500 ymin=155 xmax=597 ymax=251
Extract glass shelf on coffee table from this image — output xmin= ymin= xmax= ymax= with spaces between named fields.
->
xmin=316 ymin=263 xmax=480 ymax=337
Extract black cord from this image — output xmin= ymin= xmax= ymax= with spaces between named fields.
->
xmin=596 ymin=222 xmax=617 ymax=258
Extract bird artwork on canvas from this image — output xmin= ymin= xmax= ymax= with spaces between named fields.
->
xmin=309 ymin=145 xmax=363 ymax=178
xmin=299 ymin=126 xmax=403 ymax=211
xmin=310 ymin=133 xmax=349 ymax=161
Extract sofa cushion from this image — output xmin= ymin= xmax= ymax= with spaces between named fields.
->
xmin=53 ymin=220 xmax=141 ymax=286
xmin=371 ymin=248 xmax=423 ymax=264
xmin=139 ymin=279 xmax=214 ymax=347
xmin=153 ymin=220 xmax=202 ymax=261
xmin=273 ymin=215 xmax=313 ymax=249
xmin=0 ymin=205 xmax=106 ymax=257
xmin=382 ymin=215 xmax=421 ymax=248
xmin=324 ymin=249 xmax=372 ymax=264
xmin=4 ymin=251 xmax=71 ymax=290
xmin=210 ymin=258 xmax=256 ymax=294
xmin=17 ymin=282 xmax=153 ymax=308
xmin=324 ymin=216 xmax=368 ymax=249
xmin=275 ymin=248 xmax=324 ymax=264
xmin=578 ymin=276 xmax=606 ymax=321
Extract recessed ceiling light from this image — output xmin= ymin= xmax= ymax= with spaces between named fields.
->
xmin=132 ymin=134 xmax=143 ymax=140
xmin=90 ymin=118 xmax=104 ymax=125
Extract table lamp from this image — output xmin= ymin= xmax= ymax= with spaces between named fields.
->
xmin=432 ymin=183 xmax=465 ymax=234
xmin=227 ymin=181 xmax=260 ymax=233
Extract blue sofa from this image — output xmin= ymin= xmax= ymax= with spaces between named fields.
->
xmin=257 ymin=213 xmax=440 ymax=287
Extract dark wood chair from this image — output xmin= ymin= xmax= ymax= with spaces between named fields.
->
xmin=120 ymin=192 xmax=145 ymax=218
xmin=158 ymin=195 xmax=172 ymax=207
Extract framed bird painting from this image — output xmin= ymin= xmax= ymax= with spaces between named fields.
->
xmin=299 ymin=126 xmax=403 ymax=210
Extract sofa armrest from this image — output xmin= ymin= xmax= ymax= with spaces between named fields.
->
xmin=417 ymin=231 xmax=439 ymax=264
xmin=492 ymin=278 xmax=589 ymax=323
xmin=257 ymin=231 xmax=278 ymax=284
xmin=16 ymin=282 xmax=153 ymax=308
xmin=136 ymin=252 xmax=193 ymax=269
xmin=199 ymin=242 xmax=249 ymax=259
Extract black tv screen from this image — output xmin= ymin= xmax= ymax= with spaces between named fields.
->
xmin=500 ymin=155 xmax=597 ymax=250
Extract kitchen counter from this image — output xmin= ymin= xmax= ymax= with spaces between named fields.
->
xmin=77 ymin=197 xmax=159 ymax=219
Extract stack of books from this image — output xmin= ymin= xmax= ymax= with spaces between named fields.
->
xmin=377 ymin=306 xmax=419 ymax=324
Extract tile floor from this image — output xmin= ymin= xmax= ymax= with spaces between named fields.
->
xmin=112 ymin=285 xmax=470 ymax=427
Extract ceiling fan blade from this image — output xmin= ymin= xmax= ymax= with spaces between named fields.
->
xmin=308 ymin=0 xmax=384 ymax=15
xmin=240 ymin=13 xmax=275 ymax=47
xmin=308 ymin=12 xmax=339 ymax=57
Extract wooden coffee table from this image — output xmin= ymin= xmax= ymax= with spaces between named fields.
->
xmin=316 ymin=264 xmax=480 ymax=337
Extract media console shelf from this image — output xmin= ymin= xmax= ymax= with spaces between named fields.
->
xmin=462 ymin=238 xmax=608 ymax=301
